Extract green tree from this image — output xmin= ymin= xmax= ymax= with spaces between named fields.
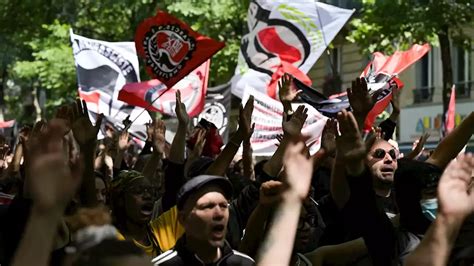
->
xmin=348 ymin=0 xmax=473 ymax=118
xmin=1 ymin=0 xmax=247 ymax=123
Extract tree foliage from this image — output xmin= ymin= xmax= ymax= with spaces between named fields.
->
xmin=347 ymin=0 xmax=473 ymax=54
xmin=0 ymin=0 xmax=247 ymax=122
xmin=348 ymin=0 xmax=473 ymax=115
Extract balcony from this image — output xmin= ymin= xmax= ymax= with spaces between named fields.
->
xmin=456 ymin=81 xmax=472 ymax=99
xmin=413 ymin=86 xmax=434 ymax=104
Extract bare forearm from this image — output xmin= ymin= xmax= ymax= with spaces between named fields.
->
xmin=263 ymin=137 xmax=289 ymax=177
xmin=257 ymin=194 xmax=301 ymax=265
xmin=428 ymin=112 xmax=474 ymax=169
xmin=169 ymin=124 xmax=187 ymax=164
xmin=206 ymin=134 xmax=242 ymax=176
xmin=12 ymin=207 xmax=62 ymax=266
xmin=80 ymin=144 xmax=98 ymax=207
xmin=330 ymin=154 xmax=350 ymax=209
xmin=405 ymin=214 xmax=463 ymax=266
xmin=389 ymin=110 xmax=399 ymax=123
xmin=142 ymin=151 xmax=163 ymax=184
xmin=353 ymin=112 xmax=367 ymax=132
xmin=8 ymin=143 xmax=23 ymax=174
xmin=114 ymin=151 xmax=125 ymax=169
xmin=242 ymin=141 xmax=255 ymax=181
xmin=282 ymin=101 xmax=293 ymax=115
xmin=239 ymin=204 xmax=270 ymax=257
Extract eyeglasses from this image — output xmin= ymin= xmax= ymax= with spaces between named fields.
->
xmin=372 ymin=148 xmax=397 ymax=160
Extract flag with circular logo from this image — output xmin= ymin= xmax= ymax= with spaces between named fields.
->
xmin=135 ymin=10 xmax=225 ymax=88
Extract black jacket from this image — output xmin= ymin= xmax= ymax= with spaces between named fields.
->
xmin=152 ymin=236 xmax=255 ymax=265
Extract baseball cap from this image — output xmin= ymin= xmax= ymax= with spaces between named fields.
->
xmin=177 ymin=175 xmax=233 ymax=210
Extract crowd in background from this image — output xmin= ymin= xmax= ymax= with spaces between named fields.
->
xmin=0 ymin=74 xmax=473 ymax=266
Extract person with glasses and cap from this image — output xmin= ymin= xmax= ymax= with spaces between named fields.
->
xmin=110 ymin=170 xmax=160 ymax=257
xmin=152 ymin=175 xmax=255 ymax=265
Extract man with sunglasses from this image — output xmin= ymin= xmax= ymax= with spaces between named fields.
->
xmin=366 ymin=139 xmax=399 ymax=216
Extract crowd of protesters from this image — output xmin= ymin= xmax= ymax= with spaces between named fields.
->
xmin=0 ymin=74 xmax=473 ymax=266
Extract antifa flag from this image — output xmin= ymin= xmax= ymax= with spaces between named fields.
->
xmin=70 ymin=30 xmax=152 ymax=140
xmin=119 ymin=60 xmax=210 ymax=118
xmin=135 ymin=10 xmax=225 ymax=89
xmin=297 ymin=44 xmax=431 ymax=130
xmin=196 ymin=82 xmax=232 ymax=142
xmin=231 ymin=0 xmax=354 ymax=99
xmin=242 ymin=87 xmax=327 ymax=156
xmin=443 ymin=85 xmax=456 ymax=137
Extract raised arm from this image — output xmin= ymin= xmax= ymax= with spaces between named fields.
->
xmin=257 ymin=139 xmax=314 ymax=265
xmin=330 ymin=111 xmax=367 ymax=209
xmin=70 ymin=99 xmax=103 ymax=207
xmin=168 ymin=90 xmax=189 ymax=164
xmin=12 ymin=121 xmax=83 ymax=266
xmin=427 ymin=112 xmax=474 ymax=169
xmin=239 ymin=180 xmax=283 ymax=258
xmin=242 ymin=136 xmax=255 ymax=181
xmin=206 ymin=96 xmax=254 ymax=176
xmin=262 ymin=105 xmax=308 ymax=177
xmin=278 ymin=73 xmax=301 ymax=115
xmin=114 ymin=130 xmax=129 ymax=170
xmin=347 ymin=77 xmax=376 ymax=131
xmin=6 ymin=126 xmax=30 ymax=177
xmin=142 ymin=118 xmax=166 ymax=182
xmin=405 ymin=153 xmax=474 ymax=266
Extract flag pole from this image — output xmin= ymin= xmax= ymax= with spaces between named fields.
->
xmin=123 ymin=87 xmax=171 ymax=131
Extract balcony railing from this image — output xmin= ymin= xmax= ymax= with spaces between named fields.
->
xmin=413 ymin=86 xmax=434 ymax=104
xmin=456 ymin=81 xmax=473 ymax=99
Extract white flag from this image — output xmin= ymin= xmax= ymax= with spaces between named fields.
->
xmin=70 ymin=30 xmax=151 ymax=140
xmin=232 ymin=0 xmax=354 ymax=98
xmin=242 ymin=87 xmax=327 ymax=156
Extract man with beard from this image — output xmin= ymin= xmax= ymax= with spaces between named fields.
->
xmin=152 ymin=175 xmax=254 ymax=265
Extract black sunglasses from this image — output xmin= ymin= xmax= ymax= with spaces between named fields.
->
xmin=372 ymin=148 xmax=397 ymax=160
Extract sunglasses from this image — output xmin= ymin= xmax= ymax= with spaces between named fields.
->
xmin=372 ymin=148 xmax=397 ymax=160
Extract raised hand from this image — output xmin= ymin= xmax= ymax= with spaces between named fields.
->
xmin=18 ymin=126 xmax=31 ymax=145
xmin=0 ymin=144 xmax=9 ymax=169
xmin=278 ymin=73 xmax=301 ymax=102
xmin=146 ymin=120 xmax=154 ymax=141
xmin=321 ymin=118 xmax=337 ymax=157
xmin=406 ymin=133 xmax=430 ymax=160
xmin=237 ymin=96 xmax=255 ymax=141
xmin=259 ymin=180 xmax=284 ymax=206
xmin=347 ymin=77 xmax=376 ymax=116
xmin=117 ymin=131 xmax=130 ymax=152
xmin=283 ymin=139 xmax=314 ymax=201
xmin=282 ymin=105 xmax=308 ymax=138
xmin=438 ymin=153 xmax=474 ymax=221
xmin=175 ymin=90 xmax=190 ymax=126
xmin=152 ymin=118 xmax=167 ymax=154
xmin=336 ymin=110 xmax=366 ymax=175
xmin=390 ymin=87 xmax=401 ymax=114
xmin=189 ymin=128 xmax=207 ymax=159
xmin=70 ymin=99 xmax=103 ymax=147
xmin=27 ymin=120 xmax=83 ymax=212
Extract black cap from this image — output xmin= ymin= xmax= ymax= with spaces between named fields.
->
xmin=177 ymin=175 xmax=233 ymax=210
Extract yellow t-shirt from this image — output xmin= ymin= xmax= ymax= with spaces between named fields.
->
xmin=116 ymin=231 xmax=156 ymax=257
xmin=149 ymin=205 xmax=185 ymax=251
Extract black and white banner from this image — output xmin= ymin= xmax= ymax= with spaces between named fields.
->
xmin=70 ymin=30 xmax=151 ymax=140
xmin=196 ymin=82 xmax=231 ymax=142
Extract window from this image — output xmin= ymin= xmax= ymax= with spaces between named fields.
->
xmin=453 ymin=45 xmax=472 ymax=98
xmin=413 ymin=51 xmax=434 ymax=103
